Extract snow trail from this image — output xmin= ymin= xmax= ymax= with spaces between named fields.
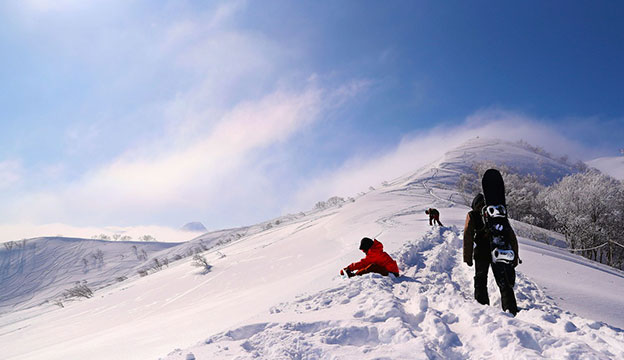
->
xmin=164 ymin=227 xmax=624 ymax=359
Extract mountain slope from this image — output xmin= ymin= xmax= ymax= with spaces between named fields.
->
xmin=1 ymin=138 xmax=623 ymax=360
xmin=0 ymin=237 xmax=179 ymax=312
xmin=587 ymin=155 xmax=624 ymax=180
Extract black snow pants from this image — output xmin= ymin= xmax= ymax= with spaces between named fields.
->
xmin=474 ymin=250 xmax=518 ymax=315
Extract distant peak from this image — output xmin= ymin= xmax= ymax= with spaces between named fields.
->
xmin=181 ymin=222 xmax=207 ymax=232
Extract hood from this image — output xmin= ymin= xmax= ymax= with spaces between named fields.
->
xmin=471 ymin=193 xmax=485 ymax=211
xmin=369 ymin=239 xmax=384 ymax=253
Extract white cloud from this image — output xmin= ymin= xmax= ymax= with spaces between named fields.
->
xmin=0 ymin=223 xmax=195 ymax=243
xmin=1 ymin=0 xmax=331 ymax=231
xmin=0 ymin=160 xmax=22 ymax=189
xmin=11 ymin=87 xmax=325 ymax=225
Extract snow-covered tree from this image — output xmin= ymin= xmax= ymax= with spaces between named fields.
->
xmin=139 ymin=234 xmax=156 ymax=242
xmin=541 ymin=170 xmax=624 ymax=263
xmin=457 ymin=162 xmax=553 ymax=227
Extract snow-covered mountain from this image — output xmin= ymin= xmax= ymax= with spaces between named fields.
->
xmin=392 ymin=137 xmax=580 ymax=189
xmin=587 ymin=155 xmax=624 ymax=180
xmin=1 ymin=138 xmax=623 ymax=360
xmin=181 ymin=222 xmax=208 ymax=232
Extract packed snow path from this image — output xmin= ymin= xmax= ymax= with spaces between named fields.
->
xmin=164 ymin=227 xmax=624 ymax=360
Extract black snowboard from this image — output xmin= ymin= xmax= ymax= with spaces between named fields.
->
xmin=481 ymin=169 xmax=514 ymax=264
xmin=482 ymin=169 xmax=506 ymax=207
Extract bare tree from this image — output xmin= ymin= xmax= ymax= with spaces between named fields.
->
xmin=63 ymin=281 xmax=93 ymax=299
xmin=91 ymin=249 xmax=104 ymax=266
xmin=151 ymin=258 xmax=163 ymax=271
xmin=192 ymin=254 xmax=212 ymax=273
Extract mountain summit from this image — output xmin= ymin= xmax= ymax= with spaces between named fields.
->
xmin=181 ymin=222 xmax=208 ymax=232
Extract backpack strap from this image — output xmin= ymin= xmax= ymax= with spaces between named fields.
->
xmin=468 ymin=210 xmax=487 ymax=242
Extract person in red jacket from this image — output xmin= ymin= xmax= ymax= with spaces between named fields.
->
xmin=341 ymin=238 xmax=400 ymax=277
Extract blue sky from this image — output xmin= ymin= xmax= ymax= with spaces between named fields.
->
xmin=0 ymin=1 xmax=622 ymax=233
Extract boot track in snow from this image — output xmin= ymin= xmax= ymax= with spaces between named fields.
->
xmin=164 ymin=228 xmax=624 ymax=359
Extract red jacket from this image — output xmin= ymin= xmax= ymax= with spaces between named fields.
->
xmin=347 ymin=240 xmax=399 ymax=275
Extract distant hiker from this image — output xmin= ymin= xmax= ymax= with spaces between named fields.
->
xmin=341 ymin=238 xmax=399 ymax=278
xmin=463 ymin=193 xmax=519 ymax=315
xmin=425 ymin=208 xmax=443 ymax=226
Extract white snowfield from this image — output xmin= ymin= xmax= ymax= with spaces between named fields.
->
xmin=1 ymin=138 xmax=623 ymax=360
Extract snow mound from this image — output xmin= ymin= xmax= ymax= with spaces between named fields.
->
xmin=163 ymin=228 xmax=624 ymax=360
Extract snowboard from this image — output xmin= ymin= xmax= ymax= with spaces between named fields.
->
xmin=481 ymin=169 xmax=515 ymax=264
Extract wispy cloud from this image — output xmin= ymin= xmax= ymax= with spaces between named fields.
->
xmin=0 ymin=160 xmax=22 ymax=189
xmin=8 ymin=86 xmax=326 ymax=226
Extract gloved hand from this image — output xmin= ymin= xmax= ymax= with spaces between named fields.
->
xmin=513 ymin=257 xmax=521 ymax=267
xmin=466 ymin=259 xmax=473 ymax=267
xmin=341 ymin=268 xmax=354 ymax=278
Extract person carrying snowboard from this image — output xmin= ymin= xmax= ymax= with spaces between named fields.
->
xmin=425 ymin=208 xmax=443 ymax=226
xmin=341 ymin=237 xmax=399 ymax=278
xmin=463 ymin=193 xmax=519 ymax=315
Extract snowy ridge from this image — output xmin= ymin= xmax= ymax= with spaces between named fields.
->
xmin=393 ymin=138 xmax=579 ymax=189
xmin=0 ymin=207 xmax=339 ymax=313
xmin=165 ymin=228 xmax=624 ymax=359
xmin=0 ymin=237 xmax=178 ymax=312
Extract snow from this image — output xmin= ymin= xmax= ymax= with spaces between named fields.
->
xmin=518 ymin=238 xmax=624 ymax=328
xmin=587 ymin=156 xmax=624 ymax=180
xmin=1 ymin=138 xmax=623 ymax=359
xmin=0 ymin=237 xmax=180 ymax=312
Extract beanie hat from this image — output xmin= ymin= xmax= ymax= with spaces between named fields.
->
xmin=359 ymin=237 xmax=374 ymax=252
xmin=472 ymin=193 xmax=485 ymax=211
